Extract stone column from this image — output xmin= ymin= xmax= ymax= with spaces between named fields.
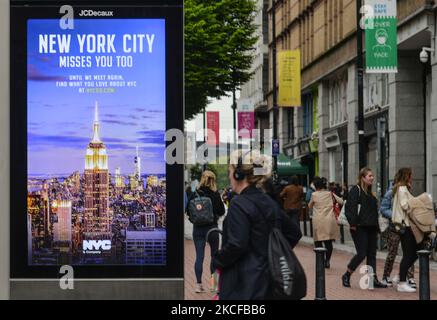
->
xmin=317 ymin=82 xmax=329 ymax=179
xmin=389 ymin=51 xmax=425 ymax=194
xmin=347 ymin=64 xmax=359 ymax=186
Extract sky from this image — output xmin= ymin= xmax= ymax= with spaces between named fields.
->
xmin=27 ymin=19 xmax=166 ymax=176
xmin=185 ymin=92 xmax=240 ymax=143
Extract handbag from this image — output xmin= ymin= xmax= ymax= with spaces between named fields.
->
xmin=337 ymin=186 xmax=361 ymax=226
xmin=331 ymin=192 xmax=341 ymax=221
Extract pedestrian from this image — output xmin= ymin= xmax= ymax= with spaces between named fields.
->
xmin=341 ymin=182 xmax=349 ymax=200
xmin=308 ymin=177 xmax=342 ymax=268
xmin=187 ymin=170 xmax=225 ymax=293
xmin=305 ymin=178 xmax=317 ymax=204
xmin=341 ymin=167 xmax=387 ymax=288
xmin=391 ymin=167 xmax=419 ymax=293
xmin=380 ymin=173 xmax=415 ymax=288
xmin=263 ymin=177 xmax=283 ymax=208
xmin=280 ymin=175 xmax=304 ymax=226
xmin=212 ymin=150 xmax=302 ymax=300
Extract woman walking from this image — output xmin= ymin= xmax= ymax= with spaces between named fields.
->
xmin=308 ymin=177 xmax=342 ymax=268
xmin=342 ymin=168 xmax=387 ymax=288
xmin=392 ymin=167 xmax=419 ymax=293
xmin=213 ymin=150 xmax=302 ymax=300
xmin=187 ymin=170 xmax=225 ymax=293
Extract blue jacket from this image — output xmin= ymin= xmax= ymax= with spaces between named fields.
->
xmin=379 ymin=184 xmax=394 ymax=219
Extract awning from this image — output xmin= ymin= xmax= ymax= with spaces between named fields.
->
xmin=277 ymin=153 xmax=308 ymax=176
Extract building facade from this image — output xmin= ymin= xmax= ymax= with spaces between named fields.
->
xmin=238 ymin=0 xmax=270 ymax=142
xmin=262 ymin=0 xmax=435 ymax=198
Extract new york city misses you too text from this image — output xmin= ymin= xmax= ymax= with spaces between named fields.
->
xmin=39 ymin=33 xmax=155 ymax=68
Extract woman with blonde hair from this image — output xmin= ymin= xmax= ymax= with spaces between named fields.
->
xmin=187 ymin=170 xmax=225 ymax=293
xmin=391 ymin=167 xmax=418 ymax=293
xmin=341 ymin=167 xmax=387 ymax=288
xmin=212 ymin=150 xmax=302 ymax=299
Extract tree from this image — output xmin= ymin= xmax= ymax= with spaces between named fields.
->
xmin=185 ymin=0 xmax=258 ymax=120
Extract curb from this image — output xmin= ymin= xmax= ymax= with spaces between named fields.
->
xmin=299 ymin=235 xmax=437 ymax=272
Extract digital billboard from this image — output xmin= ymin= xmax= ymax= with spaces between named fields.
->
xmin=11 ymin=1 xmax=183 ymax=279
xmin=27 ymin=19 xmax=166 ymax=266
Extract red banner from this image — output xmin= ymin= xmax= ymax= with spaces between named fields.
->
xmin=238 ymin=112 xmax=255 ymax=138
xmin=206 ymin=112 xmax=220 ymax=146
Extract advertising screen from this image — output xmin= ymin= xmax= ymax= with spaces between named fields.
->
xmin=27 ymin=19 xmax=166 ymax=266
xmin=11 ymin=1 xmax=183 ymax=279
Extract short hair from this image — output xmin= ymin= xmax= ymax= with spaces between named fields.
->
xmin=314 ymin=177 xmax=327 ymax=190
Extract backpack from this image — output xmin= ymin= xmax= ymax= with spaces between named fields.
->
xmin=268 ymin=226 xmax=307 ymax=300
xmin=249 ymin=196 xmax=307 ymax=300
xmin=188 ymin=191 xmax=215 ymax=226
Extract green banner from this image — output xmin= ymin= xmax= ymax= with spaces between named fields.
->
xmin=365 ymin=1 xmax=397 ymax=73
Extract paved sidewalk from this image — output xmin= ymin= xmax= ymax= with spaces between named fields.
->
xmin=184 ymin=238 xmax=437 ymax=300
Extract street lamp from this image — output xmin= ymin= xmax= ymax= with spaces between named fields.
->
xmin=420 ymin=46 xmax=434 ymax=191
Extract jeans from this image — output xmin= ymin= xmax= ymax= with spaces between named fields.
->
xmin=347 ymin=226 xmax=378 ymax=275
xmin=193 ymin=225 xmax=220 ymax=284
xmin=399 ymin=227 xmax=418 ymax=282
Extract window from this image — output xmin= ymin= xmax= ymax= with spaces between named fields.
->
xmin=328 ymin=76 xmax=347 ymax=127
xmin=364 ymin=73 xmax=390 ymax=113
xmin=303 ymin=94 xmax=314 ymax=136
xmin=329 ymin=150 xmax=336 ymax=182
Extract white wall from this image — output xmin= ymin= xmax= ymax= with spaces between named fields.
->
xmin=0 ymin=0 xmax=10 ymax=300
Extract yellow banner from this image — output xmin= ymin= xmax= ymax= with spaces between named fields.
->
xmin=278 ymin=50 xmax=301 ymax=107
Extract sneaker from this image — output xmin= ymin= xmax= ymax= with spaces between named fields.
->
xmin=381 ymin=277 xmax=393 ymax=287
xmin=397 ymin=282 xmax=416 ymax=293
xmin=407 ymin=278 xmax=417 ymax=289
xmin=195 ymin=283 xmax=204 ymax=293
xmin=392 ymin=275 xmax=400 ymax=285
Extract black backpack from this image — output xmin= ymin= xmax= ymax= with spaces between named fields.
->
xmin=268 ymin=225 xmax=307 ymax=300
xmin=188 ymin=191 xmax=215 ymax=226
xmin=249 ymin=196 xmax=306 ymax=300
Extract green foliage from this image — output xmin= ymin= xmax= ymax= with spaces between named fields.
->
xmin=185 ymin=0 xmax=259 ymax=119
xmin=189 ymin=162 xmax=229 ymax=191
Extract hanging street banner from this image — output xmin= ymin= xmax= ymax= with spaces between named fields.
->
xmin=365 ymin=0 xmax=398 ymax=73
xmin=278 ymin=50 xmax=301 ymax=107
xmin=237 ymin=98 xmax=254 ymax=138
xmin=206 ymin=111 xmax=220 ymax=146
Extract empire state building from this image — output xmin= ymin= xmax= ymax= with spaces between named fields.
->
xmin=83 ymin=102 xmax=111 ymax=240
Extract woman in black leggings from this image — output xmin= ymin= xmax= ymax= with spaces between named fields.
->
xmin=391 ymin=167 xmax=418 ymax=293
xmin=342 ymin=168 xmax=387 ymax=289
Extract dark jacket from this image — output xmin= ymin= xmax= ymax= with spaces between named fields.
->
xmin=213 ymin=186 xmax=302 ymax=300
xmin=345 ymin=185 xmax=378 ymax=227
xmin=187 ymin=186 xmax=225 ymax=226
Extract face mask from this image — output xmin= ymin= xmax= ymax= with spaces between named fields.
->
xmin=377 ymin=37 xmax=386 ymax=45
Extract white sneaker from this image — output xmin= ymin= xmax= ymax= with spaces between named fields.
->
xmin=407 ymin=278 xmax=417 ymax=289
xmin=392 ymin=275 xmax=400 ymax=285
xmin=195 ymin=283 xmax=204 ymax=293
xmin=381 ymin=277 xmax=393 ymax=287
xmin=397 ymin=282 xmax=416 ymax=293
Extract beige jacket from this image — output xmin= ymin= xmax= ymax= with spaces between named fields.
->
xmin=392 ymin=186 xmax=414 ymax=227
xmin=309 ymin=190 xmax=343 ymax=241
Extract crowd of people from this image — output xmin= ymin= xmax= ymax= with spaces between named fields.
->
xmin=184 ymin=150 xmax=436 ymax=299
